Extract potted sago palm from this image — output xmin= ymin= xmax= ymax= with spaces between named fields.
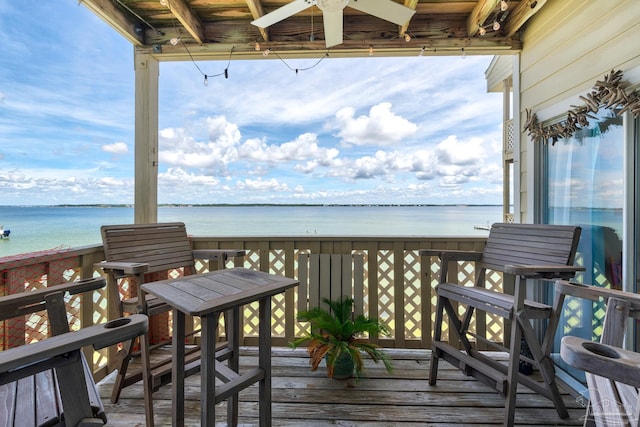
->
xmin=291 ymin=296 xmax=393 ymax=379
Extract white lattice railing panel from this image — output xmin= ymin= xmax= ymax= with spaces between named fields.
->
xmin=403 ymin=250 xmax=422 ymax=339
xmin=245 ymin=250 xmax=260 ymax=271
xmin=376 ymin=250 xmax=396 ymax=338
xmin=483 ymin=270 xmax=504 ymax=343
xmin=358 ymin=250 xmax=370 ymax=316
xmin=270 ymin=249 xmax=286 ymax=276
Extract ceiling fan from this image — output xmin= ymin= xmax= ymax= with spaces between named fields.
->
xmin=251 ymin=0 xmax=416 ymax=48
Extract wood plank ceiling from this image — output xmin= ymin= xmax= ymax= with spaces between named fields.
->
xmin=80 ymin=0 xmax=546 ymax=61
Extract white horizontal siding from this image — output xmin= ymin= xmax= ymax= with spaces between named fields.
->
xmin=521 ymin=0 xmax=640 ymax=116
xmin=514 ymin=0 xmax=640 ymax=223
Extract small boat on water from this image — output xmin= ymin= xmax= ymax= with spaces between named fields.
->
xmin=0 ymin=226 xmax=10 ymax=239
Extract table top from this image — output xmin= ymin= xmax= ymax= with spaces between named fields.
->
xmin=141 ymin=268 xmax=298 ymax=316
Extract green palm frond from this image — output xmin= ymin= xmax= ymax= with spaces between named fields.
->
xmin=291 ymin=295 xmax=393 ymax=379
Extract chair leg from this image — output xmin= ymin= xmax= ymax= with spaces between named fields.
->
xmin=504 ymin=320 xmax=523 ymax=427
xmin=110 ymin=338 xmax=134 ymax=403
xmin=226 ymin=307 xmax=240 ymax=426
xmin=139 ymin=329 xmax=155 ymax=427
xmin=518 ymin=312 xmax=569 ymax=419
xmin=429 ymin=294 xmax=445 ymax=385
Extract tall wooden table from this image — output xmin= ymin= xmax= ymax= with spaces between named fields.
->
xmin=141 ymin=268 xmax=298 ymax=427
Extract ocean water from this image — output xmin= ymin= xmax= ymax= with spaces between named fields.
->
xmin=0 ymin=205 xmax=502 ymax=258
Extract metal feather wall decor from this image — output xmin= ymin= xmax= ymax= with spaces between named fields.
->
xmin=525 ymin=69 xmax=640 ymax=145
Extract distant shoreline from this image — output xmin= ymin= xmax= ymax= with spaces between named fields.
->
xmin=1 ymin=203 xmax=504 ymax=208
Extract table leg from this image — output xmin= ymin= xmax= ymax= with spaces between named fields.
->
xmin=227 ymin=307 xmax=240 ymax=426
xmin=201 ymin=312 xmax=220 ymax=427
xmin=172 ymin=309 xmax=185 ymax=427
xmin=258 ymin=297 xmax=272 ymax=426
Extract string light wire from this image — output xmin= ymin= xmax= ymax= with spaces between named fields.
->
xmin=183 ymin=44 xmax=235 ymax=82
xmin=166 ymin=12 xmax=235 ymax=84
xmin=270 ymin=50 xmax=330 ymax=74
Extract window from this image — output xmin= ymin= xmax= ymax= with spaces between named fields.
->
xmin=544 ymin=109 xmax=624 ymax=387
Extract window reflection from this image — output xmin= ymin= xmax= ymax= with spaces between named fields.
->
xmin=545 ymin=109 xmax=624 ymax=386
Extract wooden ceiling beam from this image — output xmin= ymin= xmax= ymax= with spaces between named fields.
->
xmin=142 ymin=36 xmax=522 ymax=61
xmin=79 ymin=0 xmax=144 ymax=45
xmin=467 ymin=0 xmax=499 ymax=37
xmin=504 ymin=0 xmax=547 ymax=37
xmin=400 ymin=0 xmax=419 ymax=38
xmin=416 ymin=1 xmax=477 ymax=14
xmin=163 ymin=0 xmax=205 ymax=44
xmin=245 ymin=0 xmax=270 ymax=42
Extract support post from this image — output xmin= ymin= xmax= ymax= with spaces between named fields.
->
xmin=134 ymin=49 xmax=159 ymax=224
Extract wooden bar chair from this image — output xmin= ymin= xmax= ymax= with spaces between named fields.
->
xmin=95 ymin=222 xmax=245 ymax=426
xmin=422 ymin=223 xmax=583 ymax=426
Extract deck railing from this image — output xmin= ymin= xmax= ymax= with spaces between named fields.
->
xmin=0 ymin=235 xmax=496 ymax=380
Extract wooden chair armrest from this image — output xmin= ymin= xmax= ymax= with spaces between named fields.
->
xmin=0 ymin=314 xmax=148 ymax=383
xmin=192 ymin=249 xmax=246 ymax=261
xmin=555 ymin=280 xmax=640 ymax=315
xmin=419 ymin=249 xmax=483 ymax=262
xmin=0 ymin=277 xmax=106 ymax=321
xmin=94 ymin=261 xmax=150 ymax=276
xmin=561 ymin=335 xmax=640 ymax=388
xmin=504 ymin=264 xmax=584 ymax=279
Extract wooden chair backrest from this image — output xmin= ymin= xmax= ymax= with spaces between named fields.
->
xmin=101 ymin=222 xmax=195 ymax=274
xmin=479 ymin=222 xmax=582 ymax=276
xmin=298 ymin=254 xmax=365 ymax=316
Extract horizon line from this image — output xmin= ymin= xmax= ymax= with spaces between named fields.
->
xmin=1 ymin=203 xmax=506 ymax=208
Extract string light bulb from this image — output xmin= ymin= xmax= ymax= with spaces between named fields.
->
xmin=159 ymin=0 xmax=168 ymax=6
xmin=478 ymin=26 xmax=486 ymax=36
xmin=263 ymin=48 xmax=270 ymax=57
xmin=461 ymin=47 xmax=466 ymax=58
xmin=203 ymin=75 xmax=208 ymax=86
xmin=500 ymin=0 xmax=508 ymax=11
xmin=170 ymin=37 xmax=179 ymax=46
xmin=368 ymin=45 xmax=374 ymax=56
xmin=404 ymin=33 xmax=411 ymax=42
xmin=419 ymin=46 xmax=425 ymax=56
xmin=254 ymin=41 xmax=260 ymax=51
xmin=493 ymin=21 xmax=501 ymax=31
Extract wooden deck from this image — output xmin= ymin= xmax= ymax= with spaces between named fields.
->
xmin=97 ymin=348 xmax=586 ymax=426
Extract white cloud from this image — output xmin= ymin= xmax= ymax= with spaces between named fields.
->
xmin=334 ymin=103 xmax=418 ymax=146
xmin=160 ymin=167 xmax=221 ymax=187
xmin=239 ymin=133 xmax=339 ymax=166
xmin=159 ymin=117 xmax=240 ymax=171
xmin=236 ymin=178 xmax=291 ymax=192
xmin=102 ymin=141 xmax=128 ymax=154
xmin=0 ymin=167 xmax=133 ymax=203
xmin=436 ymin=135 xmax=488 ymax=165
xmin=410 ymin=149 xmax=438 ymax=180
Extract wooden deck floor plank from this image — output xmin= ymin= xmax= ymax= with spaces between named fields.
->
xmin=97 ymin=348 xmax=585 ymax=426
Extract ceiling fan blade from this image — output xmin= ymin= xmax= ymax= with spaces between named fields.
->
xmin=252 ymin=0 xmax=312 ymax=28
xmin=349 ymin=0 xmax=415 ymax=26
xmin=322 ymin=9 xmax=344 ymax=48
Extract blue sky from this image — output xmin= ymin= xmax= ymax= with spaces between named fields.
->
xmin=0 ymin=1 xmax=504 ymax=206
